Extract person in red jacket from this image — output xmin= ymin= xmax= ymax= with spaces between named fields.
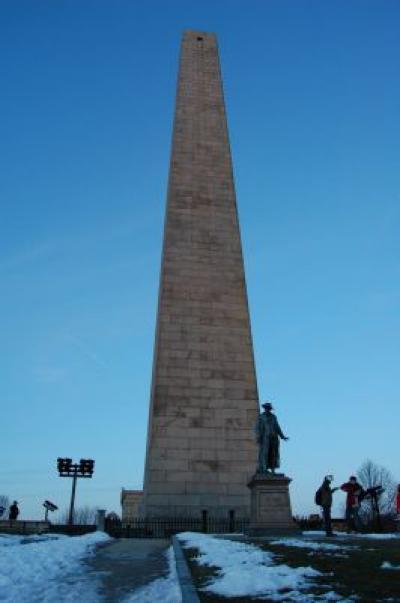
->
xmin=341 ymin=476 xmax=365 ymax=533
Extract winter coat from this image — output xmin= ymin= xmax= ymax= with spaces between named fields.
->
xmin=9 ymin=504 xmax=19 ymax=520
xmin=320 ymin=481 xmax=334 ymax=507
xmin=341 ymin=482 xmax=364 ymax=508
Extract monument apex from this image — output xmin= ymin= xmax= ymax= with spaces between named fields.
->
xmin=142 ymin=30 xmax=260 ymax=518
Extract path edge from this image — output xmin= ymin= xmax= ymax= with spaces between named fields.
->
xmin=172 ymin=536 xmax=200 ymax=603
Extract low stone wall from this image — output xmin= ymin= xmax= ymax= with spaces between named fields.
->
xmin=0 ymin=520 xmax=49 ymax=535
xmin=49 ymin=524 xmax=96 ymax=536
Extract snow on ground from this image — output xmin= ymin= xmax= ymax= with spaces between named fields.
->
xmin=121 ymin=546 xmax=182 ymax=603
xmin=381 ymin=561 xmax=400 ymax=570
xmin=350 ymin=533 xmax=400 ymax=540
xmin=0 ymin=531 xmax=110 ymax=603
xmin=177 ymin=532 xmax=347 ymax=601
xmin=304 ymin=531 xmax=400 ymax=540
xmin=0 ymin=533 xmax=61 ymax=547
xmin=269 ymin=538 xmax=358 ymax=557
xmin=0 ymin=532 xmax=182 ymax=603
xmin=270 ymin=537 xmax=352 ymax=552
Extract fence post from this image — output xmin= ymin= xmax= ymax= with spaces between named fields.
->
xmin=96 ymin=509 xmax=106 ymax=531
xmin=202 ymin=510 xmax=208 ymax=533
xmin=229 ymin=509 xmax=235 ymax=533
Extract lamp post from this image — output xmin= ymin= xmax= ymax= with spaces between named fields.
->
xmin=57 ymin=458 xmax=95 ymax=525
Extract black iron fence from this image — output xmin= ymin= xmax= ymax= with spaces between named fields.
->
xmin=105 ymin=516 xmax=250 ymax=538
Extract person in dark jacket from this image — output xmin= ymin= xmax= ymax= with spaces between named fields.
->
xmin=317 ymin=475 xmax=338 ymax=536
xmin=9 ymin=501 xmax=19 ymax=521
xmin=341 ymin=476 xmax=364 ymax=532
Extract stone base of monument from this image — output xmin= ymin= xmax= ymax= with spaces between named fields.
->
xmin=246 ymin=473 xmax=300 ymax=536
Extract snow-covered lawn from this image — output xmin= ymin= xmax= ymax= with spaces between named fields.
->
xmin=0 ymin=532 xmax=110 ymax=603
xmin=177 ymin=532 xmax=347 ymax=601
xmin=1 ymin=529 xmax=398 ymax=602
xmin=269 ymin=538 xmax=358 ymax=559
xmin=270 ymin=537 xmax=352 ymax=552
xmin=304 ymin=530 xmax=400 ymax=540
xmin=381 ymin=561 xmax=400 ymax=570
xmin=0 ymin=532 xmax=182 ymax=603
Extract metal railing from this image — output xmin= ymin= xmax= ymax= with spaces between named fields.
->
xmin=105 ymin=516 xmax=249 ymax=538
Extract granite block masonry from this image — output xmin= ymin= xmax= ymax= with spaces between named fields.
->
xmin=142 ymin=30 xmax=260 ymax=518
xmin=247 ymin=474 xmax=300 ymax=535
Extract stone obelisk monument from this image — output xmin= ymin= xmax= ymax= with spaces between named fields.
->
xmin=142 ymin=30 xmax=259 ymax=518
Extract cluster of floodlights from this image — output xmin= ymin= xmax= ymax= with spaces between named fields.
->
xmin=57 ymin=458 xmax=95 ymax=477
xmin=57 ymin=457 xmax=95 ymax=525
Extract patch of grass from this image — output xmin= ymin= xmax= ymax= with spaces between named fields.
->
xmin=183 ymin=537 xmax=400 ymax=602
xmin=263 ymin=537 xmax=400 ymax=602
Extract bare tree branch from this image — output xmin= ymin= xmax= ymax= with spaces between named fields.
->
xmin=357 ymin=459 xmax=396 ymax=522
xmin=0 ymin=495 xmax=10 ymax=518
xmin=56 ymin=505 xmax=97 ymax=525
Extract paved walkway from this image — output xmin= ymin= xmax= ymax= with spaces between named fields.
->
xmin=86 ymin=538 xmax=170 ymax=602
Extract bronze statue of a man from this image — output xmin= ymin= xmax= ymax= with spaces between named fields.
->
xmin=255 ymin=402 xmax=289 ymax=474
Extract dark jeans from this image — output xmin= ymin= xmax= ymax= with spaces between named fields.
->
xmin=346 ymin=506 xmax=362 ymax=532
xmin=322 ymin=505 xmax=332 ymax=535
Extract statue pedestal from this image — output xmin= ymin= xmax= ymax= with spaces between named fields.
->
xmin=246 ymin=473 xmax=300 ymax=536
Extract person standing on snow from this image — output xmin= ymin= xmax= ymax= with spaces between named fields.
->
xmin=315 ymin=475 xmax=338 ymax=536
xmin=341 ymin=476 xmax=364 ymax=533
xmin=8 ymin=501 xmax=19 ymax=521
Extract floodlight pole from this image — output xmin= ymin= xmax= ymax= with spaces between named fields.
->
xmin=68 ymin=470 xmax=78 ymax=525
xmin=57 ymin=457 xmax=95 ymax=526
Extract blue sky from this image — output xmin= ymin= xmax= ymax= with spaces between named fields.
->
xmin=0 ymin=0 xmax=399 ymax=520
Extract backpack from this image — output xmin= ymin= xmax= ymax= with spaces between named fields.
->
xmin=315 ymin=487 xmax=323 ymax=506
